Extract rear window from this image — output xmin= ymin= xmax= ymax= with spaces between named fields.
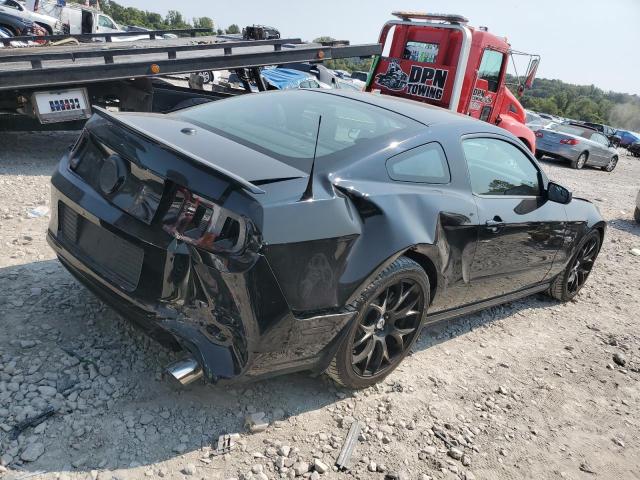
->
xmin=176 ymin=90 xmax=421 ymax=166
xmin=402 ymin=41 xmax=439 ymax=63
xmin=551 ymin=124 xmax=593 ymax=139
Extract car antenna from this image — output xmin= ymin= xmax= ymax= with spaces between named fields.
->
xmin=300 ymin=115 xmax=322 ymax=201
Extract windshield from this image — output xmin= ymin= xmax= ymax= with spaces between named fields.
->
xmin=175 ymin=90 xmax=421 ymax=165
xmin=551 ymin=124 xmax=593 ymax=139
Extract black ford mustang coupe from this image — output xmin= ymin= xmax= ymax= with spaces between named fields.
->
xmin=48 ymin=90 xmax=605 ymax=389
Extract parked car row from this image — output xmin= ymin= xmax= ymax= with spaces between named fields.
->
xmin=0 ymin=0 xmax=58 ymax=33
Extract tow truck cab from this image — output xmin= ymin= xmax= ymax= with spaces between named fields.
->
xmin=366 ymin=12 xmax=540 ymax=153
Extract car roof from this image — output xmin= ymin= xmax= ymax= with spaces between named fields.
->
xmin=568 ymin=122 xmax=598 ymax=132
xmin=307 ymin=89 xmax=506 ymax=134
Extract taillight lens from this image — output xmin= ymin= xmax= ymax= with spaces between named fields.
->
xmin=560 ymin=138 xmax=579 ymax=145
xmin=163 ymin=187 xmax=249 ymax=254
xmin=535 ymin=131 xmax=544 ymax=138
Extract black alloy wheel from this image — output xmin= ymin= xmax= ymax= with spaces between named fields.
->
xmin=548 ymin=230 xmax=601 ymax=301
xmin=327 ymin=257 xmax=429 ymax=389
xmin=351 ymin=279 xmax=424 ymax=377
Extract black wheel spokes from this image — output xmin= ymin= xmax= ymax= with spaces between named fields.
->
xmin=351 ymin=279 xmax=424 ymax=377
xmin=567 ymin=237 xmax=598 ymax=294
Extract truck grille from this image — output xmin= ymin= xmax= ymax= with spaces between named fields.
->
xmin=59 ymin=202 xmax=144 ymax=291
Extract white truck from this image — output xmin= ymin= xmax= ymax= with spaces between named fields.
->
xmin=27 ymin=0 xmax=125 ymax=36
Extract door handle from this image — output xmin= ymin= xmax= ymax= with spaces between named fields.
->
xmin=485 ymin=216 xmax=505 ymax=233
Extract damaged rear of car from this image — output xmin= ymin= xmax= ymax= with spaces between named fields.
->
xmin=47 ymin=90 xmax=429 ymax=386
xmin=49 ymin=89 xmax=605 ymax=389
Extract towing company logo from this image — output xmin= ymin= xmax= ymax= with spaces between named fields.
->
xmin=470 ymin=88 xmax=493 ymax=110
xmin=375 ymin=61 xmax=448 ymax=101
xmin=374 ymin=60 xmax=409 ymax=91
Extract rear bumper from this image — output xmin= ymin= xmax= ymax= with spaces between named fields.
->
xmin=536 ymin=140 xmax=582 ymax=161
xmin=48 ymin=157 xmax=354 ymax=384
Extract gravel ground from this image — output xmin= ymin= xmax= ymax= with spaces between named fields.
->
xmin=0 ymin=131 xmax=639 ymax=480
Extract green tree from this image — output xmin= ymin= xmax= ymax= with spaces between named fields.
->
xmin=313 ymin=36 xmax=336 ymax=43
xmin=193 ymin=17 xmax=214 ymax=30
xmin=226 ymin=24 xmax=240 ymax=34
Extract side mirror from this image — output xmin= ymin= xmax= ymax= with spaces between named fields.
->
xmin=525 ymin=57 xmax=540 ymax=89
xmin=547 ymin=181 xmax=572 ymax=204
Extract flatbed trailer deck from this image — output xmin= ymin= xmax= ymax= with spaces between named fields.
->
xmin=0 ymin=31 xmax=381 ymax=130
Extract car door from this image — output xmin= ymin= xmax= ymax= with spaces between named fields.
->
xmin=462 ymin=136 xmax=567 ymax=304
xmin=589 ymin=132 xmax=611 ymax=165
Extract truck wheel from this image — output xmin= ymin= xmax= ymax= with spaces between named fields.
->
xmin=571 ymin=152 xmax=588 ymax=169
xmin=547 ymin=230 xmax=600 ymax=302
xmin=326 ymin=257 xmax=429 ymax=389
xmin=634 ymin=207 xmax=640 ymax=224
xmin=603 ymin=156 xmax=618 ymax=172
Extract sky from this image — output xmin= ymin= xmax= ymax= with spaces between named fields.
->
xmin=122 ymin=0 xmax=640 ymax=95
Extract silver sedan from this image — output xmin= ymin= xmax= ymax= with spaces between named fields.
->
xmin=535 ymin=123 xmax=619 ymax=172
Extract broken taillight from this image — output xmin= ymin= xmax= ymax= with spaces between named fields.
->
xmin=163 ymin=188 xmax=248 ymax=254
xmin=535 ymin=131 xmax=544 ymax=138
xmin=560 ymin=138 xmax=579 ymax=145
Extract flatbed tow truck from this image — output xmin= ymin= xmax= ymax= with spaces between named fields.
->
xmin=1 ymin=11 xmax=539 ymax=146
xmin=0 ymin=29 xmax=380 ymax=130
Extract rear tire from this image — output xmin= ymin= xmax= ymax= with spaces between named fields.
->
xmin=326 ymin=257 xmax=429 ymax=389
xmin=571 ymin=152 xmax=588 ymax=169
xmin=548 ymin=230 xmax=600 ymax=302
xmin=603 ymin=156 xmax=618 ymax=172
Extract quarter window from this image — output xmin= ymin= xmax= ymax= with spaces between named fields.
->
xmin=462 ymin=138 xmax=540 ymax=196
xmin=478 ymin=49 xmax=505 ymax=92
xmin=386 ymin=142 xmax=450 ymax=184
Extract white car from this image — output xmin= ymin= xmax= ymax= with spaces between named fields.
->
xmin=0 ymin=0 xmax=60 ymax=33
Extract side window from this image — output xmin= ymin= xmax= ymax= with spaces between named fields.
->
xmin=98 ymin=15 xmax=115 ymax=28
xmin=462 ymin=138 xmax=540 ymax=196
xmin=386 ymin=142 xmax=450 ymax=184
xmin=590 ymin=133 xmax=607 ymax=145
xmin=298 ymin=80 xmax=310 ymax=88
xmin=477 ymin=49 xmax=505 ymax=93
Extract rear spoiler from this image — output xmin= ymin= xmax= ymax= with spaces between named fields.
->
xmin=92 ymin=106 xmax=265 ymax=194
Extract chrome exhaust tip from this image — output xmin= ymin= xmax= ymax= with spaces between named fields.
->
xmin=165 ymin=357 xmax=203 ymax=386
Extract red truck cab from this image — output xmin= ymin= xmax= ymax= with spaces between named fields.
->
xmin=366 ymin=12 xmax=539 ymax=153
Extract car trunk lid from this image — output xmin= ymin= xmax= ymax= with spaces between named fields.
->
xmin=93 ymin=107 xmax=308 ymax=195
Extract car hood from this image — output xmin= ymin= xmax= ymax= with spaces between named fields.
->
xmin=101 ymin=111 xmax=308 ymax=185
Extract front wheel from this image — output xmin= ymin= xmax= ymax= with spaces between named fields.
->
xmin=603 ymin=156 xmax=618 ymax=172
xmin=326 ymin=257 xmax=429 ymax=389
xmin=548 ymin=230 xmax=601 ymax=302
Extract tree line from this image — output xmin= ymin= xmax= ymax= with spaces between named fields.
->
xmin=69 ymin=0 xmax=240 ymax=35
xmin=519 ymin=77 xmax=640 ymax=132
